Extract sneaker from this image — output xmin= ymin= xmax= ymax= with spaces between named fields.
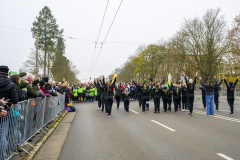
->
xmin=154 ymin=111 xmax=157 ymax=113
xmin=146 ymin=108 xmax=149 ymax=111
xmin=142 ymin=111 xmax=145 ymax=113
xmin=204 ymin=108 xmax=206 ymax=110
xmin=164 ymin=110 xmax=167 ymax=112
xmin=216 ymin=109 xmax=219 ymax=112
xmin=107 ymin=114 xmax=111 ymax=117
xmin=174 ymin=111 xmax=177 ymax=114
xmin=230 ymin=113 xmax=234 ymax=116
xmin=182 ymin=109 xmax=185 ymax=112
xmin=17 ymin=145 xmax=23 ymax=152
xmin=158 ymin=111 xmax=160 ymax=113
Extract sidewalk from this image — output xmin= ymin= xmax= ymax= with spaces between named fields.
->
xmin=34 ymin=112 xmax=76 ymax=160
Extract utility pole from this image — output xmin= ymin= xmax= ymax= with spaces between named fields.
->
xmin=36 ymin=30 xmax=39 ymax=76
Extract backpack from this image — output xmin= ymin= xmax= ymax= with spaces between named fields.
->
xmin=69 ymin=106 xmax=76 ymax=112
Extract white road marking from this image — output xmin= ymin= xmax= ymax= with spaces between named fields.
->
xmin=217 ymin=153 xmax=234 ymax=160
xmin=129 ymin=109 xmax=139 ymax=114
xmin=193 ymin=110 xmax=240 ymax=123
xmin=151 ymin=120 xmax=176 ymax=132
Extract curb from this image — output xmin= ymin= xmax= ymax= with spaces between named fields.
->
xmin=23 ymin=110 xmax=68 ymax=160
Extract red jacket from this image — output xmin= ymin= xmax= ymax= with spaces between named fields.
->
xmin=40 ymin=87 xmax=50 ymax=97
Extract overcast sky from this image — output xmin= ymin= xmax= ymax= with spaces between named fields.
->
xmin=1 ymin=0 xmax=240 ymax=81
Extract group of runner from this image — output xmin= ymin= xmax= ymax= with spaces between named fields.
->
xmin=72 ymin=72 xmax=239 ymax=117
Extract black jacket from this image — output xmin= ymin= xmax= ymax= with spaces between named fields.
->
xmin=115 ymin=83 xmax=122 ymax=96
xmin=103 ymin=78 xmax=116 ymax=96
xmin=214 ymin=78 xmax=223 ymax=96
xmin=10 ymin=78 xmax=27 ymax=102
xmin=200 ymin=79 xmax=214 ymax=95
xmin=181 ymin=87 xmax=188 ymax=97
xmin=133 ymin=81 xmax=145 ymax=95
xmin=0 ymin=74 xmax=18 ymax=104
xmin=171 ymin=86 xmax=182 ymax=100
xmin=224 ymin=79 xmax=238 ymax=99
xmin=185 ymin=76 xmax=197 ymax=97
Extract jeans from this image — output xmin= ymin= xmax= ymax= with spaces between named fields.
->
xmin=206 ymin=95 xmax=214 ymax=115
xmin=0 ymin=119 xmax=9 ymax=160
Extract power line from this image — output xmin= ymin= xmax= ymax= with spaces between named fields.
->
xmin=91 ymin=0 xmax=124 ymax=74
xmin=0 ymin=25 xmax=150 ymax=45
xmin=89 ymin=0 xmax=110 ymax=73
xmin=0 ymin=25 xmax=31 ymax=32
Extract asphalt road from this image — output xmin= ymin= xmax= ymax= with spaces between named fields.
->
xmin=59 ymin=99 xmax=240 ymax=160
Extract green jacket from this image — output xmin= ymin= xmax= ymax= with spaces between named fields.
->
xmin=73 ymin=89 xmax=78 ymax=97
xmin=95 ymin=88 xmax=97 ymax=96
xmin=20 ymin=80 xmax=37 ymax=100
xmin=78 ymin=87 xmax=83 ymax=93
xmin=90 ymin=88 xmax=95 ymax=96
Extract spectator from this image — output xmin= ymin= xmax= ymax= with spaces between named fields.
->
xmin=39 ymin=80 xmax=50 ymax=97
xmin=42 ymin=77 xmax=57 ymax=96
xmin=49 ymin=80 xmax=58 ymax=96
xmin=10 ymin=75 xmax=27 ymax=102
xmin=0 ymin=66 xmax=17 ymax=159
xmin=10 ymin=75 xmax=26 ymax=152
xmin=19 ymin=72 xmax=38 ymax=100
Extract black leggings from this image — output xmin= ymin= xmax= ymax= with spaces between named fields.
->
xmin=141 ymin=96 xmax=147 ymax=111
xmin=124 ymin=100 xmax=129 ymax=111
xmin=188 ymin=97 xmax=194 ymax=113
xmin=154 ymin=96 xmax=160 ymax=112
xmin=105 ymin=96 xmax=113 ymax=115
xmin=227 ymin=98 xmax=234 ymax=114
xmin=178 ymin=96 xmax=181 ymax=109
xmin=182 ymin=96 xmax=187 ymax=109
xmin=138 ymin=94 xmax=142 ymax=107
xmin=163 ymin=99 xmax=168 ymax=111
xmin=97 ymin=95 xmax=101 ymax=108
xmin=168 ymin=99 xmax=172 ymax=110
xmin=202 ymin=96 xmax=206 ymax=108
xmin=214 ymin=95 xmax=219 ymax=110
xmin=101 ymin=95 xmax=105 ymax=112
xmin=174 ymin=99 xmax=180 ymax=112
xmin=115 ymin=95 xmax=121 ymax=108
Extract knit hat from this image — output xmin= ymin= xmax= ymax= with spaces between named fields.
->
xmin=39 ymin=80 xmax=45 ymax=87
xmin=27 ymin=76 xmax=33 ymax=84
xmin=19 ymin=72 xmax=28 ymax=80
xmin=0 ymin=66 xmax=9 ymax=75
xmin=229 ymin=82 xmax=233 ymax=86
xmin=42 ymin=77 xmax=49 ymax=83
xmin=189 ymin=79 xmax=193 ymax=83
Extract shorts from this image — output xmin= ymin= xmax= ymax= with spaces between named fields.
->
xmin=78 ymin=93 xmax=83 ymax=97
xmin=86 ymin=93 xmax=90 ymax=97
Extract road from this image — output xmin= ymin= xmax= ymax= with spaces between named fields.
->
xmin=59 ymin=100 xmax=240 ymax=160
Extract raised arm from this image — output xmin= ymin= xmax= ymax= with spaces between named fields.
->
xmin=142 ymin=81 xmax=146 ymax=86
xmin=102 ymin=75 xmax=105 ymax=85
xmin=218 ymin=79 xmax=223 ymax=86
xmin=234 ymin=77 xmax=239 ymax=87
xmin=199 ymin=76 xmax=208 ymax=88
xmin=160 ymin=79 xmax=166 ymax=85
xmin=194 ymin=72 xmax=198 ymax=84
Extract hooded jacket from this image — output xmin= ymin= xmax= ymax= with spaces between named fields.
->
xmin=0 ymin=74 xmax=18 ymax=121
xmin=0 ymin=74 xmax=18 ymax=104
xmin=10 ymin=78 xmax=27 ymax=102
xmin=20 ymin=80 xmax=37 ymax=100
xmin=224 ymin=78 xmax=238 ymax=99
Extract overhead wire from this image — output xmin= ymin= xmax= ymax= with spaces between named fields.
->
xmin=89 ymin=0 xmax=110 ymax=73
xmin=0 ymin=25 xmax=149 ymax=44
xmin=91 ymin=0 xmax=124 ymax=74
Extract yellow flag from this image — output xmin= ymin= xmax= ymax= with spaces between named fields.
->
xmin=112 ymin=73 xmax=117 ymax=84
